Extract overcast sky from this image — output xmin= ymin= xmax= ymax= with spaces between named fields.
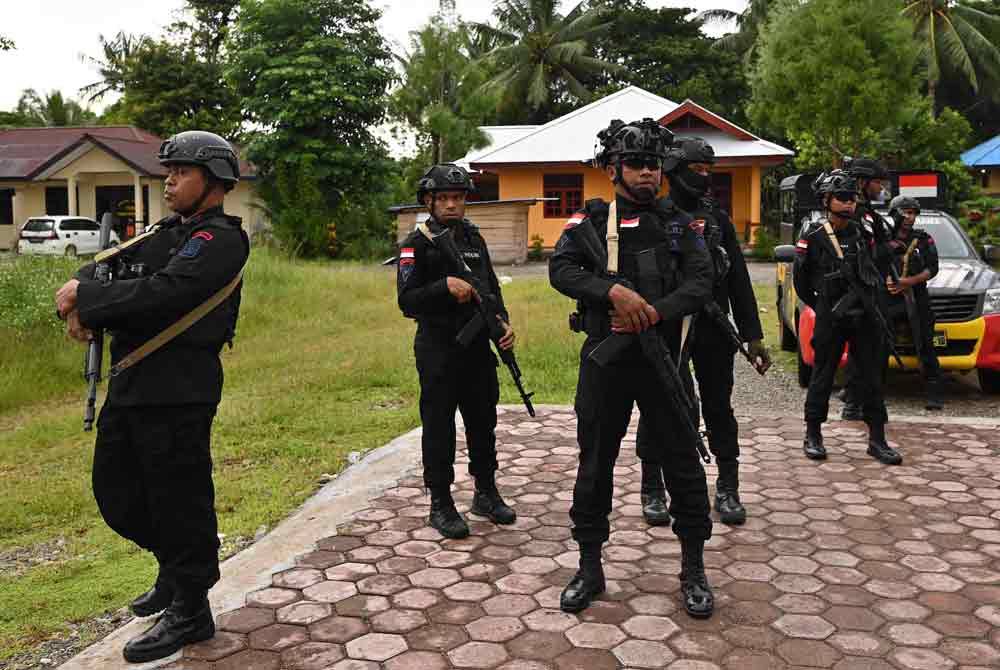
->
xmin=0 ymin=0 xmax=747 ymax=113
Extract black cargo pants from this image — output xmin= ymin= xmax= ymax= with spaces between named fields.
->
xmin=573 ymin=338 xmax=712 ymax=546
xmin=93 ymin=404 xmax=220 ymax=591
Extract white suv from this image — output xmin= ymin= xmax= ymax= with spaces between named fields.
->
xmin=16 ymin=216 xmax=120 ymax=256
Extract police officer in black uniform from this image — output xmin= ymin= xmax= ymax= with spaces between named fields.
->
xmin=794 ymin=170 xmax=901 ymax=465
xmin=887 ymin=194 xmax=943 ymax=409
xmin=840 ymin=157 xmax=893 ymax=420
xmin=54 ymin=130 xmax=249 ymax=663
xmin=397 ymin=163 xmax=516 ymax=540
xmin=550 ymin=119 xmax=715 ymax=618
xmin=637 ymin=138 xmax=771 ymax=527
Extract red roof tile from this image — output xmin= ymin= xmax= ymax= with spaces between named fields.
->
xmin=0 ymin=126 xmax=255 ymax=180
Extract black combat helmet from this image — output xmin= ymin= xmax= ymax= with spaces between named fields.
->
xmin=416 ymin=163 xmax=475 ymax=202
xmin=158 ymin=130 xmax=240 ymax=191
xmin=812 ymin=170 xmax=858 ymax=196
xmin=662 ymin=137 xmax=716 ymax=174
xmin=843 ymin=156 xmax=888 ymax=181
xmin=595 ymin=118 xmax=673 ymax=168
xmin=889 ymin=195 xmax=921 ymax=216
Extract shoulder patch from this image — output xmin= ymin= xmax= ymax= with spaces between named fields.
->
xmin=689 ymin=219 xmax=706 ymax=236
xmin=179 ymin=237 xmax=205 ymax=258
xmin=564 ymin=212 xmax=586 ymax=230
xmin=796 ymin=239 xmax=809 ymax=254
xmin=620 ymin=217 xmax=640 ymax=229
xmin=192 ymin=230 xmax=214 ymax=242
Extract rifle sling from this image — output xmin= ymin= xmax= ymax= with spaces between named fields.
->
xmin=821 ymin=221 xmax=844 ymax=260
xmin=110 ymin=262 xmax=247 ymax=376
xmin=94 ymin=225 xmax=161 ymax=263
xmin=902 ymin=238 xmax=919 ymax=278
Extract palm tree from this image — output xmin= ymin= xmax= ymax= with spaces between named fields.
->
xmin=698 ymin=0 xmax=776 ymax=64
xmin=472 ymin=0 xmax=620 ymax=123
xmin=78 ymin=31 xmax=149 ymax=103
xmin=15 ymin=90 xmax=97 ymax=127
xmin=901 ymin=0 xmax=1000 ymax=112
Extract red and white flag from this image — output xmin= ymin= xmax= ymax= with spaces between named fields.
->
xmin=899 ymin=174 xmax=938 ymax=199
xmin=620 ymin=217 xmax=640 ymax=229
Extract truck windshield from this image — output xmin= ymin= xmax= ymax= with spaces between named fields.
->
xmin=914 ymin=215 xmax=976 ymax=259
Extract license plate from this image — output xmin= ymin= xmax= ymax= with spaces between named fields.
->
xmin=933 ymin=332 xmax=947 ymax=348
xmin=28 ymin=239 xmax=43 ymax=244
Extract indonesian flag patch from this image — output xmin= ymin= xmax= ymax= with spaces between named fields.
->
xmin=399 ymin=247 xmax=415 ymax=266
xmin=796 ymin=239 xmax=809 ymax=254
xmin=689 ymin=219 xmax=706 ymax=235
xmin=564 ymin=213 xmax=586 ymax=230
xmin=620 ymin=217 xmax=640 ymax=229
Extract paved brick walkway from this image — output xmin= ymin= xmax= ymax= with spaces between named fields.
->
xmin=170 ymin=408 xmax=999 ymax=670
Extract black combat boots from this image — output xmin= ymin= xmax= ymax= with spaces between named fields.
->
xmin=866 ymin=422 xmax=902 ymax=465
xmin=130 ymin=574 xmax=174 ymax=617
xmin=470 ymin=477 xmax=516 ymax=525
xmin=714 ymin=463 xmax=746 ymax=526
xmin=429 ymin=488 xmax=470 ymax=539
xmin=679 ymin=537 xmax=714 ymax=619
xmin=803 ymin=421 xmax=827 ymax=460
xmin=925 ymin=378 xmax=944 ymax=411
xmin=123 ymin=588 xmax=215 ymax=663
xmin=560 ymin=543 xmax=606 ymax=613
xmin=640 ymin=461 xmax=671 ymax=526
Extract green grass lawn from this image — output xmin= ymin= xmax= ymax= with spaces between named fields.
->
xmin=0 ymin=249 xmax=784 ymax=658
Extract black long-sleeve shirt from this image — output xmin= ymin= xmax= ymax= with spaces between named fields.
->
xmin=75 ymin=206 xmax=249 ymax=407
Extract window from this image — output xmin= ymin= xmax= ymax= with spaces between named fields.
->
xmin=544 ymin=174 xmax=584 ymax=218
xmin=0 ymin=189 xmax=12 ymax=226
xmin=23 ymin=219 xmax=54 ymax=232
xmin=76 ymin=219 xmax=101 ymax=231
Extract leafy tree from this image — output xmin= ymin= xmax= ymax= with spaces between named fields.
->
xmin=79 ymin=32 xmax=151 ymax=103
xmin=0 ymin=36 xmax=13 ymax=51
xmin=227 ymin=0 xmax=395 ymax=258
xmin=14 ymin=90 xmax=98 ymax=127
xmin=473 ymin=0 xmax=621 ymax=123
xmin=99 ymin=39 xmax=242 ymax=139
xmin=391 ymin=18 xmax=495 ymax=164
xmin=590 ymin=0 xmax=750 ymax=123
xmin=698 ymin=0 xmax=778 ymax=65
xmin=749 ymin=0 xmax=921 ymax=167
xmin=901 ymin=0 xmax=1000 ymax=113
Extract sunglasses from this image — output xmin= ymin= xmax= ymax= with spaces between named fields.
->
xmin=622 ymin=157 xmax=661 ymax=171
xmin=832 ymin=192 xmax=857 ymax=203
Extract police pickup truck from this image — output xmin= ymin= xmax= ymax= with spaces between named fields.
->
xmin=773 ymin=171 xmax=1000 ymax=393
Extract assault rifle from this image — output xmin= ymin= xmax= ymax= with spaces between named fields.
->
xmin=83 ymin=213 xmax=115 ymax=431
xmin=566 ymin=224 xmax=709 ymax=463
xmin=417 ymin=223 xmax=536 ymax=417
xmin=702 ymin=302 xmax=766 ymax=375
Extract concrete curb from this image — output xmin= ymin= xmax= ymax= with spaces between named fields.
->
xmin=59 ymin=426 xmax=423 ymax=670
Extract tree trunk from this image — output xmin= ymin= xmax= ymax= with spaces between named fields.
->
xmin=928 ymin=78 xmax=937 ymax=117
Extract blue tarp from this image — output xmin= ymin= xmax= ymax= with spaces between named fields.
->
xmin=962 ymin=134 xmax=1000 ymax=167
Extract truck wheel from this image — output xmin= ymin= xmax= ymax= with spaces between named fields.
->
xmin=978 ymin=368 xmax=1000 ymax=394
xmin=797 ymin=340 xmax=813 ymax=388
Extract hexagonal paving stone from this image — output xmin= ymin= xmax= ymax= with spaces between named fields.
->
xmin=613 ymin=639 xmax=675 ymax=668
xmin=466 ymin=616 xmax=525 ymax=642
xmin=410 ymin=567 xmax=461 ymax=589
xmin=444 ymin=580 xmax=495 ymax=602
xmin=448 ymin=641 xmax=509 ymax=668
xmin=553 ymin=647 xmax=619 ymax=670
xmin=495 ymin=573 xmax=548 ymax=594
xmin=302 ymin=580 xmax=358 ymax=604
xmin=325 ymin=563 xmax=378 ymax=582
xmin=884 ymin=623 xmax=942 ymax=646
xmin=384 ymin=651 xmax=450 ymax=670
xmin=521 ymin=608 xmax=579 ymax=633
xmin=246 ymin=587 xmax=302 ymax=609
xmin=272 ymin=568 xmax=324 ymax=590
xmin=622 ymin=614 xmax=680 ymax=641
xmin=216 ymin=607 xmax=275 ymax=634
xmin=668 ymin=632 xmax=731 ymax=660
xmin=280 ymin=642 xmax=345 ymax=670
xmin=184 ymin=631 xmax=248 ymax=661
xmin=309 ymin=615 xmax=369 ymax=644
xmin=345 ymin=632 xmax=408 ymax=662
xmin=249 ymin=623 xmax=309 ymax=651
xmin=276 ymin=601 xmax=333 ymax=625
xmin=357 ymin=574 xmax=410 ymax=596
xmin=336 ymin=595 xmax=391 ymax=618
xmin=214 ymin=650 xmax=281 ymax=670
xmin=888 ymin=647 xmax=957 ymax=670
xmin=370 ymin=608 xmax=428 ymax=633
xmin=565 ymin=622 xmax=627 ymax=649
xmin=408 ymin=623 xmax=469 ymax=651
xmin=506 ymin=631 xmax=572 ymax=661
xmin=482 ymin=594 xmax=537 ymax=617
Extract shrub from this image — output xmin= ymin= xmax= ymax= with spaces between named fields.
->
xmin=750 ymin=225 xmax=780 ymax=261
xmin=527 ymin=234 xmax=545 ymax=262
